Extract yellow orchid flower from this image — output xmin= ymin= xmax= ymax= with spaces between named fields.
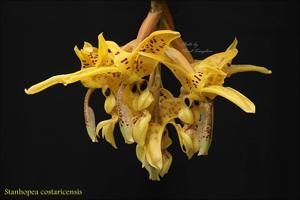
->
xmin=24 ymin=30 xmax=181 ymax=145
xmin=115 ymin=67 xmax=159 ymax=145
xmin=22 ymin=34 xmax=110 ymax=145
xmin=25 ymin=33 xmax=122 ymax=95
xmin=139 ymin=38 xmax=272 ymax=113
xmin=114 ymin=77 xmax=156 ymax=144
xmin=25 ymin=30 xmax=180 ymax=96
xmin=135 ymin=123 xmax=173 ymax=181
xmin=108 ymin=30 xmax=181 ymax=145
xmin=157 ymin=87 xmax=214 ymax=158
xmin=127 ymin=66 xmax=174 ymax=180
xmin=134 ymin=84 xmax=212 ymax=176
xmin=85 ymin=30 xmax=178 ymax=145
xmin=24 ymin=0 xmax=272 ymax=181
xmin=105 ymin=30 xmax=180 ymax=144
xmin=197 ymin=38 xmax=272 ymax=77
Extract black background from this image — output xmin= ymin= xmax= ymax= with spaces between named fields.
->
xmin=1 ymin=0 xmax=299 ymax=199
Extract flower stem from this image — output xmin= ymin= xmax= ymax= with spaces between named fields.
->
xmin=159 ymin=1 xmax=194 ymax=63
xmin=135 ymin=0 xmax=162 ymax=47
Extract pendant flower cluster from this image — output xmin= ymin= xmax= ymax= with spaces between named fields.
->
xmin=25 ymin=2 xmax=271 ymax=181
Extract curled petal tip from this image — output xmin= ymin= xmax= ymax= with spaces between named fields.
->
xmin=24 ymin=88 xmax=30 ymax=94
xmin=24 ymin=88 xmax=35 ymax=95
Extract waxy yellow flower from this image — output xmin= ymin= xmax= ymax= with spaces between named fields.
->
xmin=24 ymin=0 xmax=272 ymax=181
xmin=24 ymin=34 xmax=121 ymax=95
xmin=24 ymin=30 xmax=180 ymax=145
xmin=139 ymin=38 xmax=272 ymax=113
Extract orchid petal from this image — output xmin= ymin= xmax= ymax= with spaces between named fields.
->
xmin=201 ymin=86 xmax=255 ymax=113
xmin=227 ymin=64 xmax=272 ymax=76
